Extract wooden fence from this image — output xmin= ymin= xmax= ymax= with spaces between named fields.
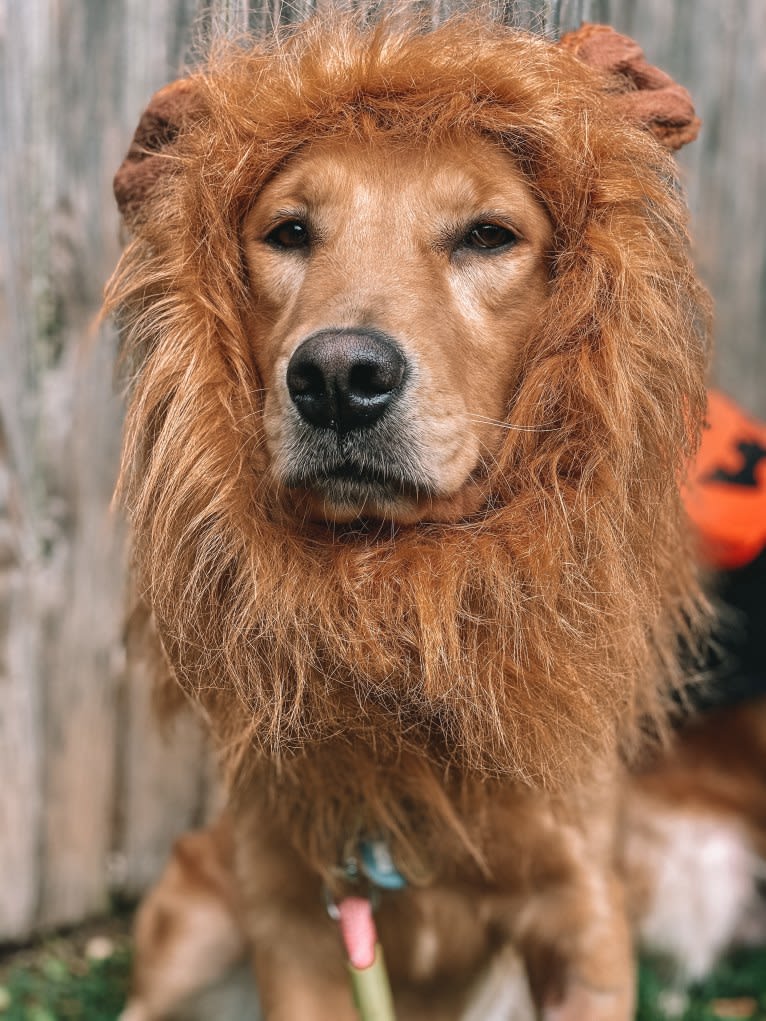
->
xmin=1 ymin=0 xmax=763 ymax=942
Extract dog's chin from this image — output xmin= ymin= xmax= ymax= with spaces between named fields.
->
xmin=281 ymin=474 xmax=486 ymax=529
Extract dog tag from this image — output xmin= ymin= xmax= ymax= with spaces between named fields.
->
xmin=359 ymin=839 xmax=407 ymax=890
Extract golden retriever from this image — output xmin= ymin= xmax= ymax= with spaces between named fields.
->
xmin=108 ymin=15 xmax=721 ymax=1020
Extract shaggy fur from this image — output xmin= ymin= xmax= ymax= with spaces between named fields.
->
xmin=108 ymin=14 xmax=710 ymax=1019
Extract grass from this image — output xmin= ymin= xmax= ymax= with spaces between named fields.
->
xmin=637 ymin=949 xmax=766 ymax=1020
xmin=0 ymin=932 xmax=131 ymax=1021
xmin=0 ymin=923 xmax=764 ymax=1020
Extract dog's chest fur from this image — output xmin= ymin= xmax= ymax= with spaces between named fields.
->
xmin=233 ymin=764 xmax=619 ymax=1001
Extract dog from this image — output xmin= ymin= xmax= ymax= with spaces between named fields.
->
xmin=108 ymin=15 xmax=716 ymax=1020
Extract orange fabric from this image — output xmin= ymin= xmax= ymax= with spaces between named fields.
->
xmin=685 ymin=390 xmax=766 ymax=568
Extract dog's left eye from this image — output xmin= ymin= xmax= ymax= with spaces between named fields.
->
xmin=265 ymin=220 xmax=311 ymax=250
xmin=462 ymin=224 xmax=519 ymax=251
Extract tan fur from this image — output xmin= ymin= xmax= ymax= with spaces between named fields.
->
xmin=107 ymin=15 xmax=711 ymax=1019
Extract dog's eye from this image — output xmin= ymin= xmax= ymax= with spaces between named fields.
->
xmin=463 ymin=224 xmax=518 ymax=251
xmin=265 ymin=220 xmax=311 ymax=250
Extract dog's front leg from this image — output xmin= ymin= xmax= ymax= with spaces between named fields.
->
xmin=234 ymin=806 xmax=361 ymax=1021
xmin=520 ymin=873 xmax=635 ymax=1021
xmin=253 ymin=936 xmax=359 ymax=1021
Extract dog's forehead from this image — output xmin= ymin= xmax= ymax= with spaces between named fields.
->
xmin=249 ymin=133 xmax=550 ymax=229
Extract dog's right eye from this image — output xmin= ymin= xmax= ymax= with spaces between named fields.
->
xmin=265 ymin=220 xmax=311 ymax=250
xmin=462 ymin=223 xmax=519 ymax=251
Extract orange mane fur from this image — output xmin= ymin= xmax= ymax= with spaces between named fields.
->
xmin=106 ymin=15 xmax=711 ymax=876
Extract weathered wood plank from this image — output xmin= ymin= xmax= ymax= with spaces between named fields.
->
xmin=0 ymin=0 xmax=213 ymax=938
xmin=609 ymin=0 xmax=766 ymax=416
xmin=0 ymin=0 xmax=64 ymax=940
xmin=0 ymin=419 xmax=44 ymax=940
xmin=0 ymin=0 xmax=127 ymax=932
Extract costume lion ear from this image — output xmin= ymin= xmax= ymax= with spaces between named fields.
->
xmin=559 ymin=24 xmax=700 ymax=150
xmin=114 ymin=78 xmax=202 ymax=228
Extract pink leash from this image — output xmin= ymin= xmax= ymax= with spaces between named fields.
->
xmin=338 ymin=896 xmax=378 ymax=969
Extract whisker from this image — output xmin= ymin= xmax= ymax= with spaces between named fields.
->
xmin=467 ymin=413 xmax=557 ymax=433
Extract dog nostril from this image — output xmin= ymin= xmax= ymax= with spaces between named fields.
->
xmin=348 ymin=358 xmax=402 ymax=399
xmin=287 ymin=362 xmax=326 ymax=399
xmin=287 ymin=330 xmax=406 ymax=434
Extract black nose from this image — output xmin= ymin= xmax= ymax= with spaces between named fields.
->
xmin=286 ymin=329 xmax=407 ymax=433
